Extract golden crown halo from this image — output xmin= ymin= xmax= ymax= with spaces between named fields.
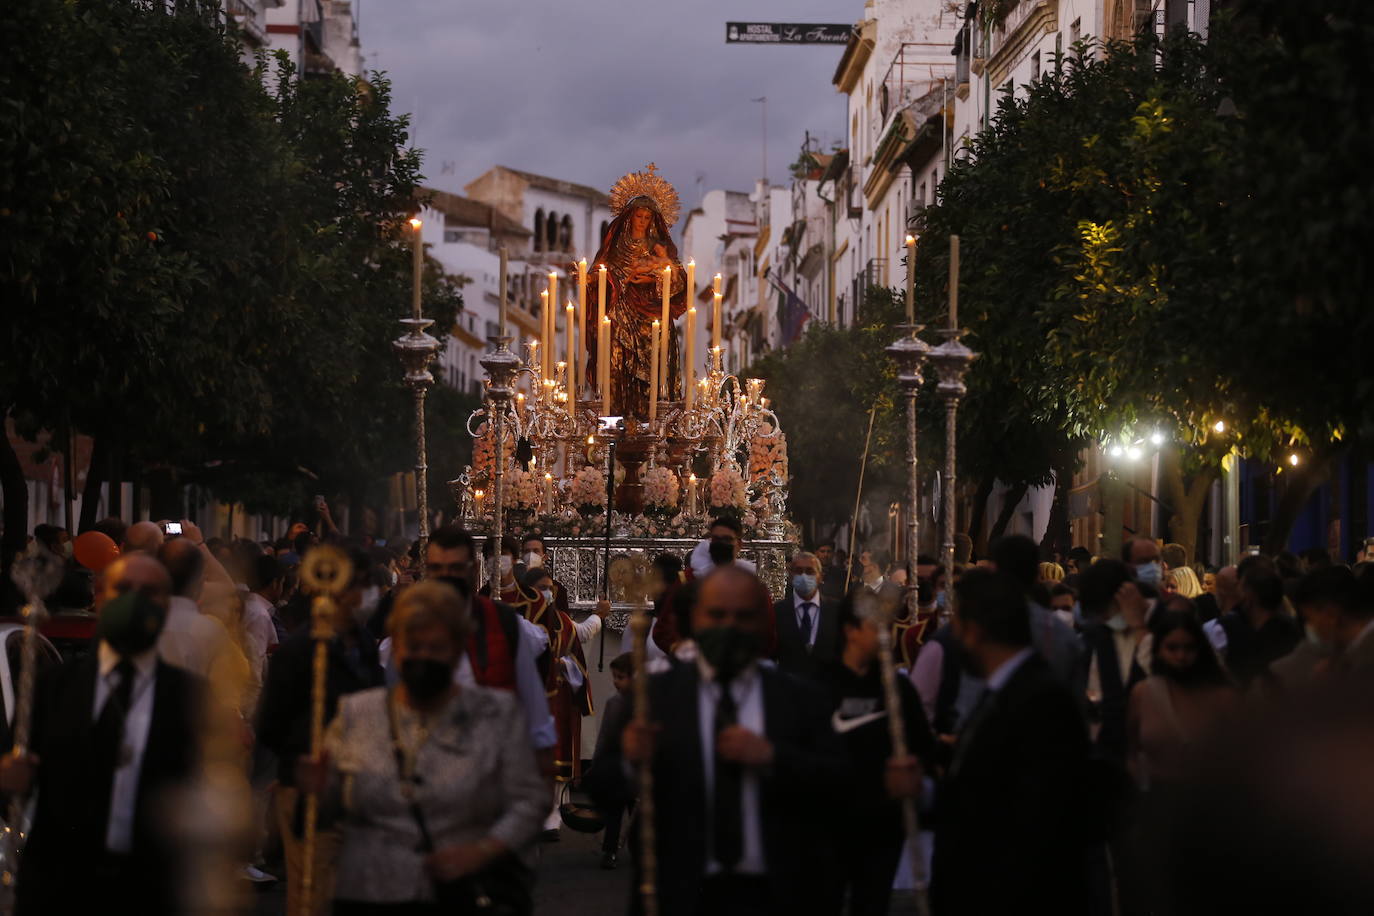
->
xmin=609 ymin=163 xmax=680 ymax=228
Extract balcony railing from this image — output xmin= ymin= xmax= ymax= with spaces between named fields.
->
xmin=878 ymin=42 xmax=956 ymax=132
xmin=852 ymin=258 xmax=888 ymax=313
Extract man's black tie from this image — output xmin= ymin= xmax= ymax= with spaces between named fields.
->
xmin=713 ymin=678 xmax=744 ymax=870
xmin=799 ymin=602 xmax=815 ymax=649
xmin=93 ymin=659 xmax=136 ymax=832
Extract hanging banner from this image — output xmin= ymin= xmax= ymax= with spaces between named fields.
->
xmin=725 ymin=23 xmax=853 ymax=45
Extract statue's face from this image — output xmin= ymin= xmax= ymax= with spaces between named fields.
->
xmin=629 ymin=207 xmax=652 ymax=235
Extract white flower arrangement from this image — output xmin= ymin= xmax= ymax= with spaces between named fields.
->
xmin=708 ymin=466 xmax=748 ymax=512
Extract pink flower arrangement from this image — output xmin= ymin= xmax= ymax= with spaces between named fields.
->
xmin=568 ymin=466 xmax=608 ymax=512
xmin=708 ymin=466 xmax=748 ymax=511
xmin=501 ymin=467 xmax=538 ymax=509
xmin=748 ymin=425 xmax=789 ymax=483
xmin=643 ymin=465 xmax=680 ymax=510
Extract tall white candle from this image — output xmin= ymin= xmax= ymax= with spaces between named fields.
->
xmin=949 ymin=234 xmax=960 ymax=329
xmin=576 ymin=259 xmax=587 ymax=394
xmin=713 ymin=273 xmax=722 ymax=296
xmin=660 ymin=266 xmax=671 ymax=394
xmin=600 ymin=316 xmax=611 ymax=415
xmin=649 ymin=319 xmax=660 ymax=421
xmin=410 ymin=218 xmax=423 ymax=320
xmin=712 ymin=292 xmax=723 ymax=350
xmin=539 ymin=289 xmax=550 ymax=377
xmin=686 ymin=259 xmax=696 ymax=310
xmin=685 ymin=306 xmax=696 ymax=410
xmin=565 ymin=303 xmax=576 ymax=401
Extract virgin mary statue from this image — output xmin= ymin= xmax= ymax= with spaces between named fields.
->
xmin=587 ymin=164 xmax=688 ymax=421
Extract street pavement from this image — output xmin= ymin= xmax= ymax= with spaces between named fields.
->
xmin=250 ymin=827 xmax=925 ymax=914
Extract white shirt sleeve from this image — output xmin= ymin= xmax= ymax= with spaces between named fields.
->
xmin=517 ymin=616 xmax=550 ymax=654
xmin=514 ymin=623 xmax=558 ymax=750
xmin=573 ymin=613 xmax=602 ymax=644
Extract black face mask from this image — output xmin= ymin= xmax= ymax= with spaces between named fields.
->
xmin=437 ymin=574 xmax=472 ymax=600
xmin=97 ymin=591 xmax=166 ymax=657
xmin=708 ymin=539 xmax=736 ymax=566
xmin=401 ymin=657 xmax=453 ymax=701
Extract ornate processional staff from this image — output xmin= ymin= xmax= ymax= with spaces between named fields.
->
xmin=626 ymin=559 xmax=658 ymax=916
xmin=298 ymin=547 xmax=352 ymax=916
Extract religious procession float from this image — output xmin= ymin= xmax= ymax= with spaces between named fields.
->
xmin=446 ymin=166 xmax=796 ymax=608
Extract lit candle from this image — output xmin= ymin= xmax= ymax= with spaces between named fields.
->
xmin=660 ymin=266 xmax=671 ymax=394
xmin=600 ymin=316 xmax=611 ymax=415
xmin=685 ymin=306 xmax=697 ymax=409
xmin=577 ymin=259 xmax=587 ymax=395
xmin=547 ymin=271 xmax=558 ymax=365
xmin=539 ymin=290 xmax=550 ymax=377
xmin=712 ymin=292 xmax=723 ymax=350
xmin=409 ymin=217 xmax=423 ymax=320
xmin=565 ymin=302 xmax=575 ymax=402
xmin=475 ymin=489 xmax=485 ymax=516
xmin=713 ymin=272 xmax=722 ymax=296
xmin=686 ymin=259 xmax=696 ymax=309
xmin=905 ymin=234 xmax=916 ymax=325
xmin=498 ymin=244 xmax=508 ymax=339
xmin=687 ymin=474 xmax=697 ymax=516
xmin=544 ymin=472 xmax=554 ymax=511
xmin=649 ymin=319 xmax=660 ymax=422
xmin=949 ymin=234 xmax=960 ymax=329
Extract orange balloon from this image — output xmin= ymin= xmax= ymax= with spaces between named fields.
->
xmin=74 ymin=530 xmax=120 ymax=573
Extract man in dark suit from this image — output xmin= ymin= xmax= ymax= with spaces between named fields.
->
xmin=590 ymin=565 xmax=846 ymax=916
xmin=1 ymin=554 xmax=203 ymax=916
xmin=931 ymin=568 xmax=1092 ymax=916
xmin=773 ymin=551 xmax=841 ymax=679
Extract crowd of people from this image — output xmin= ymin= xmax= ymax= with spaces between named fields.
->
xmin=1 ymin=511 xmax=1372 ymax=915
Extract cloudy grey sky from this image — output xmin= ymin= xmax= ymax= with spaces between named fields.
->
xmin=359 ymin=1 xmax=853 ymax=208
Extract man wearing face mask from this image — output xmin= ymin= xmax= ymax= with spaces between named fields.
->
xmin=1 ymin=554 xmax=203 ymax=915
xmin=686 ymin=517 xmax=777 ymax=658
xmin=592 ymin=565 xmax=845 ymax=916
xmin=930 ymin=569 xmax=1092 ymax=916
xmin=256 ymin=547 xmax=385 ymax=915
xmin=521 ymin=534 xmax=571 ymax=616
xmin=1122 ymin=536 xmax=1166 ymax=603
xmin=773 ymin=551 xmax=840 ymax=680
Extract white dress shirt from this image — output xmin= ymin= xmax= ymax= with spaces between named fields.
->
xmin=93 ymin=642 xmax=158 ymax=854
xmin=696 ymin=657 xmax=766 ymax=876
xmin=157 ymin=595 xmax=229 ymax=678
xmin=562 ymin=614 xmax=602 ymax=691
xmin=240 ymin=591 xmax=280 ymax=683
xmin=985 ymin=647 xmax=1035 ymax=693
xmin=792 ymin=591 xmax=821 ymax=648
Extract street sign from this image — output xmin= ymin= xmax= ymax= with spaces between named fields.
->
xmin=725 ymin=22 xmax=853 ymax=45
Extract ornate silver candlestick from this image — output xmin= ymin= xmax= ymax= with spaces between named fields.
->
xmin=481 ymin=337 xmax=523 ymax=595
xmin=885 ymin=325 xmax=931 ymax=621
xmin=928 ymin=329 xmax=978 ymax=614
xmin=394 ymin=316 xmax=442 ymax=547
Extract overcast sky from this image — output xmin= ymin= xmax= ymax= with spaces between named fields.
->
xmin=359 ymin=0 xmax=852 ymax=210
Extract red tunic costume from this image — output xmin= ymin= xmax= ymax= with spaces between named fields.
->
xmin=494 ymin=579 xmax=593 ymax=783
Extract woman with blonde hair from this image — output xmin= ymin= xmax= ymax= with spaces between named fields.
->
xmin=1170 ymin=565 xmax=1204 ymax=599
xmin=298 ymin=580 xmax=547 ymax=914
xmin=1038 ymin=561 xmax=1066 ymax=583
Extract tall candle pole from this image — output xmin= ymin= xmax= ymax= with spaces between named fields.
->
xmin=930 ymin=233 xmax=976 ymax=607
xmin=649 ymin=319 xmax=660 ymax=423
xmin=905 ymin=234 xmax=917 ymax=324
xmin=395 ymin=215 xmax=441 ymax=547
xmin=713 ymin=272 xmax=722 ymax=296
xmin=498 ymin=245 xmax=509 ymax=340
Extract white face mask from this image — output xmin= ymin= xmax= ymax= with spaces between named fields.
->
xmin=499 ymin=555 xmax=513 ymax=576
xmin=540 ymin=588 xmax=555 ymax=606
xmin=523 ymin=551 xmax=543 ymax=569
